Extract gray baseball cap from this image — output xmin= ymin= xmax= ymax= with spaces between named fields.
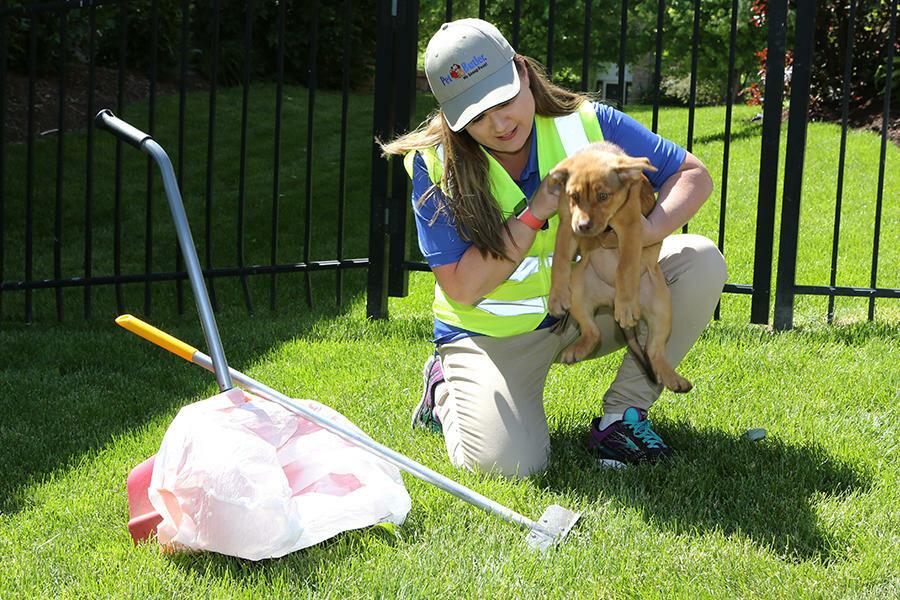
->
xmin=424 ymin=19 xmax=519 ymax=132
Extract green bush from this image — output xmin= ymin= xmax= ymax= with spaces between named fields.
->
xmin=3 ymin=0 xmax=377 ymax=90
xmin=810 ymin=0 xmax=898 ymax=115
xmin=193 ymin=0 xmax=377 ymax=89
xmin=747 ymin=0 xmax=896 ymax=117
xmin=3 ymin=0 xmax=184 ymax=78
xmin=658 ymin=74 xmax=727 ymax=106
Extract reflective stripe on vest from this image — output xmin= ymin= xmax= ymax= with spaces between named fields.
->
xmin=407 ymin=102 xmax=603 ymax=337
xmin=475 ymin=295 xmax=547 ymax=317
xmin=506 ymin=254 xmax=551 ymax=282
xmin=554 ymin=111 xmax=592 ymax=157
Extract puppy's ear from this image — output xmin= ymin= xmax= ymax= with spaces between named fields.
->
xmin=638 ymin=176 xmax=657 ymax=217
xmin=614 ymin=156 xmax=657 ymax=182
xmin=548 ymin=168 xmax=569 ymax=196
xmin=549 ymin=168 xmax=569 ymax=186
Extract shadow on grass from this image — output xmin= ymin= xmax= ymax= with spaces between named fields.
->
xmin=0 ymin=270 xmax=434 ymax=515
xmin=164 ymin=522 xmax=402 ymax=586
xmin=786 ymin=320 xmax=900 ymax=346
xmin=542 ymin=421 xmax=871 ymax=562
xmin=704 ymin=319 xmax=900 ymax=348
xmin=691 ymin=121 xmax=762 ymax=145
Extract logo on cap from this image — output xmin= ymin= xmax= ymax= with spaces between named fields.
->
xmin=439 ymin=54 xmax=489 ymax=86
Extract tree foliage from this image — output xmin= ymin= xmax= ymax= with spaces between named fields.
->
xmin=3 ymin=0 xmax=377 ymax=90
xmin=5 ymin=0 xmax=894 ymax=109
xmin=416 ymin=0 xmax=623 ymax=89
xmin=808 ymin=0 xmax=898 ymax=116
xmin=416 ymin=0 xmax=768 ymax=104
xmin=630 ymin=0 xmax=769 ymax=103
xmin=744 ymin=0 xmax=897 ymax=117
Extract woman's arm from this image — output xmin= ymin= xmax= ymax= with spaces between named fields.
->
xmin=432 ymin=177 xmax=561 ymax=305
xmin=433 ymin=150 xmax=711 ymax=303
xmin=642 ymin=151 xmax=713 ymax=246
xmin=596 ymin=105 xmax=712 ymax=247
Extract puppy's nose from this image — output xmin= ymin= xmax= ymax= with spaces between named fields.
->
xmin=577 ymin=219 xmax=593 ymax=233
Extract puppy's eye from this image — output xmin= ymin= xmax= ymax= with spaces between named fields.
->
xmin=570 ymin=192 xmax=581 ymax=203
xmin=597 ymin=192 xmax=609 ymax=202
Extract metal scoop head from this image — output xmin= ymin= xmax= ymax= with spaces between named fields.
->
xmin=524 ymin=504 xmax=581 ymax=552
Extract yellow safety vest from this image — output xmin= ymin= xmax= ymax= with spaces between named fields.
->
xmin=405 ymin=102 xmax=604 ymax=337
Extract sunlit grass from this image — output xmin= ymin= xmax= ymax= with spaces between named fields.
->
xmin=1 ymin=88 xmax=898 ymax=597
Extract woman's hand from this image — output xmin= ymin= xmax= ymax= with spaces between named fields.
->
xmin=529 ymin=173 xmax=563 ymax=221
xmin=431 ymin=176 xmax=563 ymax=306
xmin=643 ymin=151 xmax=712 ymax=245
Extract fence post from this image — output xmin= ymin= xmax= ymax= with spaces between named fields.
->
xmin=387 ymin=0 xmax=419 ymax=298
xmin=868 ymin=0 xmax=897 ymax=321
xmin=773 ymin=1 xmax=818 ymax=331
xmin=366 ymin=0 xmax=396 ymax=319
xmin=0 ymin=9 xmax=5 ymax=321
xmin=749 ymin=0 xmax=788 ymax=325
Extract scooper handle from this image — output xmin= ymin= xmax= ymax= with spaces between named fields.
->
xmin=95 ymin=109 xmax=151 ymax=149
xmin=115 ymin=314 xmax=198 ymax=362
xmin=95 ymin=109 xmax=233 ymax=392
xmin=116 ymin=313 xmax=574 ymax=549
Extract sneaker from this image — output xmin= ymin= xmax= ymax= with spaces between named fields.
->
xmin=588 ymin=407 xmax=673 ymax=468
xmin=411 ymin=353 xmax=444 ymax=433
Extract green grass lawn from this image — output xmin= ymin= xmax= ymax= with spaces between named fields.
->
xmin=1 ymin=85 xmax=898 ymax=598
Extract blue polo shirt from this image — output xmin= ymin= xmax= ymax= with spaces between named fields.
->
xmin=411 ymin=102 xmax=686 ymax=344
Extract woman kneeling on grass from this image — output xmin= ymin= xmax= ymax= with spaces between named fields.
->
xmin=381 ymin=19 xmax=727 ymax=477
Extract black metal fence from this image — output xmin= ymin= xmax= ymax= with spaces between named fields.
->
xmin=370 ymin=0 xmax=899 ymax=330
xmin=1 ymin=0 xmax=897 ymax=329
xmin=0 ymin=0 xmax=371 ymax=323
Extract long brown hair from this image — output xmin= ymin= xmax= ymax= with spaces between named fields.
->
xmin=380 ymin=55 xmax=592 ymax=261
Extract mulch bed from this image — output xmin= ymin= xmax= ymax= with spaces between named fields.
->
xmin=3 ymin=64 xmax=207 ymax=143
xmin=810 ymin=98 xmax=900 ymax=147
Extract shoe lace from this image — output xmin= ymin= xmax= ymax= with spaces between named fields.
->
xmin=627 ymin=419 xmax=667 ymax=449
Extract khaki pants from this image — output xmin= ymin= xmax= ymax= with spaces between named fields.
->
xmin=433 ymin=234 xmax=728 ymax=478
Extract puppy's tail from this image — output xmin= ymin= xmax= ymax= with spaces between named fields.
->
xmin=622 ymin=326 xmax=657 ymax=384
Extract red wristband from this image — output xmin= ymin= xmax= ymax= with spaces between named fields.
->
xmin=516 ymin=206 xmax=546 ymax=231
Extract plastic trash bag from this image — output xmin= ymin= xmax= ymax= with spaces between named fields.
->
xmin=148 ymin=388 xmax=411 ymax=560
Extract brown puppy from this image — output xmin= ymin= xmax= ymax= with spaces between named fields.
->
xmin=548 ymin=141 xmax=691 ymax=393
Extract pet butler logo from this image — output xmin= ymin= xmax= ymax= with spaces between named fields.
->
xmin=440 ymin=54 xmax=489 ymax=86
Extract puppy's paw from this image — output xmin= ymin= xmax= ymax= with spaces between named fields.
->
xmin=559 ymin=345 xmax=580 ymax=364
xmin=658 ymin=370 xmax=693 ymax=394
xmin=548 ymin=286 xmax=572 ymax=317
xmin=560 ymin=336 xmax=598 ymax=364
xmin=614 ymin=297 xmax=641 ymax=329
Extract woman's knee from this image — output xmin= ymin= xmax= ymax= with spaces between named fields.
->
xmin=666 ymin=234 xmax=728 ymax=291
xmin=461 ymin=441 xmax=549 ymax=479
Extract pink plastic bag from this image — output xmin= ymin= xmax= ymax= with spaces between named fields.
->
xmin=148 ymin=388 xmax=411 ymax=560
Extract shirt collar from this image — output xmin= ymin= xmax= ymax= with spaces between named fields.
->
xmin=516 ymin=122 xmax=539 ymax=182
